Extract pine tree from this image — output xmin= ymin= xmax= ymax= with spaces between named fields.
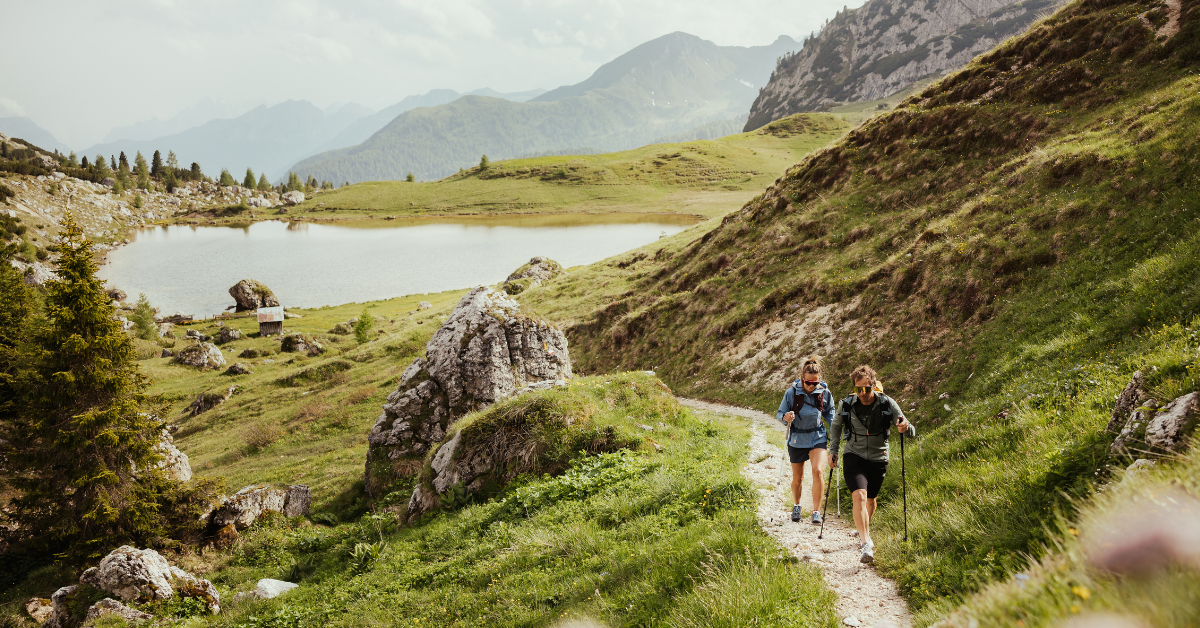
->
xmin=81 ymin=155 xmax=89 ymax=170
xmin=135 ymin=152 xmax=150 ymax=190
xmin=130 ymin=294 xmax=157 ymax=342
xmin=190 ymin=162 xmax=202 ymax=180
xmin=166 ymin=151 xmax=178 ymax=171
xmin=165 ymin=168 xmax=178 ymax=192
xmin=67 ymin=151 xmax=79 ymax=168
xmin=151 ymin=150 xmax=163 ymax=177
xmin=243 ymin=168 xmax=256 ymax=189
xmin=5 ymin=216 xmax=166 ymax=557
xmin=0 ymin=249 xmax=33 ymax=467
xmin=110 ymin=155 xmax=117 ymax=171
xmin=219 ymin=169 xmax=236 ymax=187
xmin=1 ymin=141 xmax=8 ymax=159
xmin=406 ymin=172 xmax=415 ymax=182
xmin=479 ymin=154 xmax=489 ymax=169
xmin=94 ymin=154 xmax=110 ymax=178
xmin=118 ymin=151 xmax=129 ymax=173
xmin=257 ymin=173 xmax=270 ymax=191
xmin=287 ymin=172 xmax=301 ymax=192
xmin=354 ymin=308 xmax=374 ymax=344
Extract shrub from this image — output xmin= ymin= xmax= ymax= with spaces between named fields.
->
xmin=353 ymin=308 xmax=374 ymax=344
xmin=129 ymin=294 xmax=158 ymax=341
xmin=242 ymin=423 xmax=282 ymax=451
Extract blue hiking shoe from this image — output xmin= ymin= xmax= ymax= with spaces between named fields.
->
xmin=791 ymin=505 xmax=801 ymax=522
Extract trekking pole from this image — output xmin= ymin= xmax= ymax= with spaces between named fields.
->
xmin=901 ymin=429 xmax=908 ymax=542
xmin=818 ymin=463 xmax=834 ymax=540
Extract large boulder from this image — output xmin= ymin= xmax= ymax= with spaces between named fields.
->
xmin=1109 ymin=369 xmax=1199 ymax=455
xmin=282 ymin=191 xmax=305 ymax=206
xmin=228 ymin=279 xmax=280 ymax=312
xmin=155 ymin=430 xmax=192 ymax=482
xmin=79 ymin=546 xmax=218 ymax=613
xmin=188 ymin=386 xmax=236 ymax=416
xmin=215 ymin=326 xmax=242 ymax=344
xmin=364 ymin=286 xmax=572 ymax=495
xmin=280 ymin=333 xmax=323 ymax=356
xmin=173 ymin=342 xmax=226 ymax=369
xmin=209 ymin=484 xmax=311 ymax=530
xmin=41 ymin=585 xmax=77 ymax=628
xmin=502 ymin=257 xmax=564 ymax=295
xmin=85 ymin=599 xmax=154 ymax=624
xmin=1145 ymin=392 xmax=1199 ymax=451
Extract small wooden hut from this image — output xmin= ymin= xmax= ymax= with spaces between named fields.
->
xmin=257 ymin=306 xmax=284 ymax=336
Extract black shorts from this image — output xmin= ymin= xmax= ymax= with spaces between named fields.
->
xmin=842 ymin=452 xmax=888 ymax=499
xmin=787 ymin=442 xmax=826 ymax=464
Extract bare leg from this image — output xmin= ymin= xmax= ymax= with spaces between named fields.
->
xmin=808 ymin=449 xmax=827 ymax=513
xmin=851 ymin=489 xmax=873 ymax=544
xmin=790 ymin=462 xmax=804 ymax=506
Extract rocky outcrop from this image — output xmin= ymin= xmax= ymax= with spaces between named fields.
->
xmin=364 ymin=286 xmax=572 ymax=495
xmin=282 ymin=191 xmax=305 ymax=206
xmin=280 ymin=333 xmax=323 ymax=356
xmin=79 ymin=546 xmax=219 ymax=613
xmin=215 ymin=326 xmax=242 ymax=344
xmin=208 ymin=484 xmax=311 ymax=530
xmin=225 ymin=362 xmax=253 ymax=375
xmin=41 ymin=585 xmax=77 ymax=628
xmin=155 ymin=430 xmax=192 ymax=482
xmin=502 ymin=257 xmax=564 ymax=295
xmin=106 ymin=288 xmax=127 ymax=302
xmin=188 ymin=385 xmax=237 ymax=416
xmin=85 ymin=599 xmax=154 ymax=624
xmin=173 ymin=342 xmax=226 ymax=369
xmin=744 ymin=0 xmax=1058 ymax=130
xmin=228 ymin=279 xmax=280 ymax=312
xmin=1109 ymin=371 xmax=1199 ymax=455
xmin=25 ymin=597 xmax=54 ymax=624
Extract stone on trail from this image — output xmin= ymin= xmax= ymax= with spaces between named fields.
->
xmin=365 ymin=286 xmax=572 ymax=496
xmin=174 ymin=342 xmax=226 ymax=369
xmin=842 ymin=617 xmax=862 ymax=627
xmin=228 ymin=279 xmax=280 ymax=312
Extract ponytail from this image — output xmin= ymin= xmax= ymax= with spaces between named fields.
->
xmin=801 ymin=356 xmax=822 ymax=377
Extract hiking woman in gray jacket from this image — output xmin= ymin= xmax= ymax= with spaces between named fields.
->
xmin=829 ymin=365 xmax=914 ymax=564
xmin=776 ymin=356 xmax=834 ymax=524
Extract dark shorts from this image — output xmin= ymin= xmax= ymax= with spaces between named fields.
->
xmin=842 ymin=452 xmax=888 ymax=499
xmin=787 ymin=442 xmax=827 ymax=464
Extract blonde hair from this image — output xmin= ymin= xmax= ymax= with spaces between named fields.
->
xmin=801 ymin=356 xmax=821 ymax=377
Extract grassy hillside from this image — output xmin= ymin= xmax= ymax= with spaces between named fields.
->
xmin=287 ymin=33 xmax=798 ymax=183
xmin=517 ymin=0 xmax=1200 ymax=623
xmin=280 ymin=113 xmax=848 ymax=221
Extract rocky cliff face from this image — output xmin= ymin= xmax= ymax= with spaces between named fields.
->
xmin=743 ymin=0 xmax=1058 ymax=131
xmin=364 ymin=287 xmax=572 ymax=495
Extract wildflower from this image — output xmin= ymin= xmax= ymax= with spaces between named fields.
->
xmin=1072 ymin=586 xmax=1091 ymax=600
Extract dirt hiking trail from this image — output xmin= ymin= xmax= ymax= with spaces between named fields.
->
xmin=679 ymin=398 xmax=913 ymax=628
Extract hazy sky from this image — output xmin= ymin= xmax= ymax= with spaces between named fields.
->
xmin=0 ymin=0 xmax=864 ymax=148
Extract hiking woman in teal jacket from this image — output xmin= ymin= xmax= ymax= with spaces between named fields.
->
xmin=829 ymin=364 xmax=914 ymax=564
xmin=776 ymin=356 xmax=834 ymax=524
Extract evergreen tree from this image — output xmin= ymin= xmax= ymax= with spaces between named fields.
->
xmin=119 ymin=152 xmax=129 ymax=172
xmin=286 ymin=172 xmax=301 ymax=192
xmin=164 ymin=169 xmax=177 ymax=192
xmin=479 ymin=154 xmax=490 ymax=169
xmin=135 ymin=152 xmax=150 ymax=190
xmin=81 ymin=156 xmax=89 ymax=170
xmin=130 ymin=294 xmax=157 ymax=342
xmin=5 ymin=216 xmax=166 ymax=557
xmin=219 ymin=169 xmax=236 ymax=187
xmin=67 ymin=151 xmax=79 ymax=168
xmin=257 ymin=173 xmax=270 ymax=191
xmin=354 ymin=308 xmax=374 ymax=344
xmin=151 ymin=150 xmax=163 ymax=177
xmin=94 ymin=154 xmax=110 ymax=178
xmin=1 ymin=141 xmax=8 ymax=159
xmin=190 ymin=162 xmax=202 ymax=180
xmin=110 ymin=155 xmax=117 ymax=171
xmin=406 ymin=172 xmax=414 ymax=182
xmin=243 ymin=168 xmax=256 ymax=189
xmin=0 ymin=248 xmax=33 ymax=472
xmin=166 ymin=151 xmax=178 ymax=171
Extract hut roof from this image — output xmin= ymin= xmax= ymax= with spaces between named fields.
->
xmin=257 ymin=306 xmax=285 ymax=323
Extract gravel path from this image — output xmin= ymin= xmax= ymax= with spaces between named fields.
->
xmin=679 ymin=398 xmax=912 ymax=628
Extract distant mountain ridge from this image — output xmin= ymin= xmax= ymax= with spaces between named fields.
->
xmin=101 ymin=98 xmax=247 ymax=143
xmin=82 ymin=100 xmax=371 ymax=178
xmin=0 ymin=117 xmax=69 ymax=154
xmin=287 ymin=32 xmax=798 ymax=184
xmin=743 ymin=0 xmax=1058 ymax=131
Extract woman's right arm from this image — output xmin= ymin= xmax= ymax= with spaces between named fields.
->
xmin=776 ymin=388 xmax=793 ymax=424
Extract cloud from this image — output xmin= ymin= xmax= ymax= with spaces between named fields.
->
xmin=0 ymin=96 xmax=25 ymax=118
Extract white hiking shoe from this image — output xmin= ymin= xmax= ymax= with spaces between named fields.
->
xmin=811 ymin=511 xmax=822 ymax=525
xmin=860 ymin=540 xmax=875 ymax=564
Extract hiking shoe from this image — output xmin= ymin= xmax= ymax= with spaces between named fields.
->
xmin=791 ymin=505 xmax=801 ymax=522
xmin=860 ymin=541 xmax=875 ymax=564
xmin=811 ymin=511 xmax=822 ymax=525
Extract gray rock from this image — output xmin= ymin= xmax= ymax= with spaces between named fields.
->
xmin=280 ymin=333 xmax=323 ymax=356
xmin=228 ymin=279 xmax=280 ymax=312
xmin=365 ymin=286 xmax=572 ymax=496
xmin=216 ymin=326 xmax=242 ymax=344
xmin=1145 ymin=392 xmax=1199 ymax=452
xmin=246 ymin=196 xmax=274 ymax=208
xmin=157 ymin=322 xmax=175 ymax=338
xmin=101 ymin=177 xmax=116 ymax=188
xmin=209 ymin=484 xmax=311 ymax=530
xmin=106 ymin=288 xmax=127 ymax=302
xmin=80 ymin=546 xmax=177 ymax=602
xmin=85 ymin=599 xmax=153 ymax=623
xmin=1109 ymin=371 xmax=1152 ymax=455
xmin=185 ymin=328 xmax=209 ymax=341
xmin=282 ymin=191 xmax=305 ymax=206
xmin=187 ymin=386 xmax=236 ymax=416
xmin=502 ymin=257 xmax=564 ymax=295
xmin=160 ymin=348 xmax=174 ymax=358
xmin=329 ymin=321 xmax=354 ymax=335
xmin=42 ymin=585 xmax=77 ymax=628
xmin=225 ymin=362 xmax=253 ymax=375
xmin=155 ymin=429 xmax=192 ymax=482
xmin=173 ymin=342 xmax=226 ymax=369
xmin=417 ymin=301 xmax=432 ymax=310
xmin=253 ymin=579 xmax=299 ymax=599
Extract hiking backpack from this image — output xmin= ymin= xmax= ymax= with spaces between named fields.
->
xmin=789 ymin=380 xmax=829 ymax=432
xmin=839 ymin=392 xmax=896 ymax=443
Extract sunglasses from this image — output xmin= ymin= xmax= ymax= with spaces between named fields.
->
xmin=801 ymin=380 xmax=820 ymax=387
xmin=855 ymin=386 xmax=874 ymax=395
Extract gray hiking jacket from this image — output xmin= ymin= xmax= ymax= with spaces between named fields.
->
xmin=828 ymin=393 xmax=915 ymax=463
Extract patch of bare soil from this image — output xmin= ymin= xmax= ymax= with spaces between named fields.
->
xmin=679 ymin=397 xmax=912 ymax=628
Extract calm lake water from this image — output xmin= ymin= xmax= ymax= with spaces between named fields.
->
xmin=97 ymin=214 xmax=698 ymax=317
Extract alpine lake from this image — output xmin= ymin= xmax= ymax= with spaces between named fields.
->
xmin=96 ymin=213 xmax=700 ymax=317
